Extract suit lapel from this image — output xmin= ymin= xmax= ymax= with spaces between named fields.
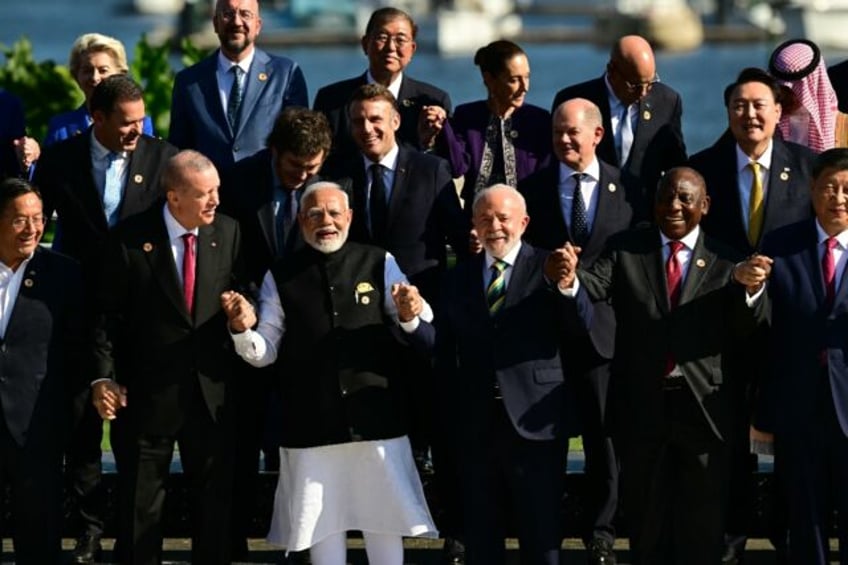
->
xmin=194 ymin=223 xmax=222 ymax=325
xmin=386 ymin=148 xmax=409 ymax=234
xmin=593 ymin=78 xmax=618 ymax=165
xmin=640 ymin=230 xmax=669 ymax=314
xmin=257 ymin=165 xmax=278 ymax=256
xmin=145 ymin=213 xmax=191 ymax=324
xmin=236 ymin=50 xmax=270 ymax=138
xmin=5 ymin=249 xmax=45 ymax=333
xmin=73 ymin=134 xmax=109 ymax=232
xmin=198 ymin=55 xmax=229 ymax=137
xmin=503 ymin=244 xmax=534 ymax=310
xmin=584 ymin=165 xmax=620 ymax=254
xmin=678 ymin=231 xmax=717 ymax=306
xmin=466 ymin=254 xmax=490 ymax=319
xmin=121 ymin=138 xmax=159 ymax=219
xmin=762 ymin=141 xmax=799 ymax=238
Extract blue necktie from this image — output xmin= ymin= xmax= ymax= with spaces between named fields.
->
xmin=227 ymin=66 xmax=245 ymax=132
xmin=103 ymin=152 xmax=122 ymax=227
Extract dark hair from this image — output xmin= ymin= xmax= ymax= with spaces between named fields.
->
xmin=89 ymin=74 xmax=143 ymax=116
xmin=0 ymin=178 xmax=41 ymax=213
xmin=473 ymin=40 xmax=525 ymax=76
xmin=347 ymin=83 xmax=398 ymax=116
xmin=364 ymin=7 xmax=418 ymax=39
xmin=266 ymin=107 xmax=332 ymax=158
xmin=812 ymin=148 xmax=848 ymax=179
xmin=724 ymin=67 xmax=782 ymax=107
xmin=656 ymin=166 xmax=707 ymax=199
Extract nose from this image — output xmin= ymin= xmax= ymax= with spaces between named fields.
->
xmin=745 ymin=102 xmax=757 ymax=118
xmin=518 ymin=77 xmax=528 ymax=93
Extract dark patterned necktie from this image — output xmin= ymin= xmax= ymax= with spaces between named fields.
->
xmin=487 ymin=260 xmax=507 ymax=315
xmin=570 ymin=172 xmax=589 ymax=246
xmin=227 ymin=66 xmax=245 ymax=132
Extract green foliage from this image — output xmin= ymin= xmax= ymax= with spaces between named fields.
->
xmin=0 ymin=37 xmax=81 ymax=142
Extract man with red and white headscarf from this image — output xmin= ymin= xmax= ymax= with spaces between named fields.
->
xmin=769 ymin=38 xmax=838 ymax=153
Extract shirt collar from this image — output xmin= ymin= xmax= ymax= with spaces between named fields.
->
xmin=558 ymin=157 xmax=601 ymax=184
xmin=660 ymin=225 xmax=701 ymax=250
xmin=735 ymin=139 xmax=774 ymax=173
xmin=363 ymin=143 xmax=400 ymax=172
xmin=485 ymin=241 xmax=523 ymax=270
xmin=815 ymin=221 xmax=848 ymax=248
xmin=604 ymin=73 xmax=627 ymax=111
xmin=217 ymin=49 xmax=254 ymax=75
xmin=366 ymin=69 xmax=403 ymax=100
xmin=0 ymin=252 xmax=34 ymax=276
xmin=163 ymin=203 xmax=199 ymax=240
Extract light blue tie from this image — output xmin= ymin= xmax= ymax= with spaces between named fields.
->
xmin=103 ymin=152 xmax=122 ymax=227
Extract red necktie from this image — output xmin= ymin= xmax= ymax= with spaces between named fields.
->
xmin=182 ymin=233 xmax=196 ymax=315
xmin=666 ymin=240 xmax=685 ymax=309
xmin=823 ymin=236 xmax=838 ymax=308
xmin=665 ymin=240 xmax=684 ymax=376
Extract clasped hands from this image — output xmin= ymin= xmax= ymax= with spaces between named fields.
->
xmin=392 ymin=282 xmax=423 ymax=322
xmin=221 ymin=290 xmax=257 ymax=333
xmin=733 ymin=254 xmax=773 ymax=294
xmin=544 ymin=242 xmax=582 ymax=290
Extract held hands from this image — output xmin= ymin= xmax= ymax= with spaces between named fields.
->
xmin=13 ymin=136 xmax=39 ymax=171
xmin=392 ymin=282 xmax=423 ymax=322
xmin=418 ymin=105 xmax=447 ymax=149
xmin=220 ymin=291 xmax=256 ymax=333
xmin=733 ymin=254 xmax=774 ymax=294
xmin=544 ymin=242 xmax=582 ymax=290
xmin=92 ymin=381 xmax=127 ymax=420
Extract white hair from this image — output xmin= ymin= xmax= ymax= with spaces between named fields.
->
xmin=299 ymin=181 xmax=350 ymax=209
xmin=471 ymin=183 xmax=526 ymax=215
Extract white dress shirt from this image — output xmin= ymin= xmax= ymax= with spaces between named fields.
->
xmin=482 ymin=242 xmax=523 ymax=293
xmin=558 ymin=158 xmax=601 ymax=234
xmin=366 ymin=69 xmax=403 ymax=100
xmin=0 ymin=254 xmax=33 ymax=339
xmin=216 ymin=49 xmax=255 ymax=118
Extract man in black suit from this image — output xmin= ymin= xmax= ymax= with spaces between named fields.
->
xmin=551 ymin=35 xmax=687 ymax=223
xmin=91 ymin=150 xmax=242 ymax=565
xmin=521 ymin=98 xmax=632 ymax=565
xmin=0 ymin=178 xmax=83 ymax=565
xmin=32 ymin=74 xmax=177 ymax=564
xmin=828 ymin=58 xmax=848 ymax=113
xmin=313 ymin=6 xmax=452 ymax=172
xmin=553 ymin=167 xmax=767 ymax=565
xmin=436 ymin=184 xmax=590 ymax=565
xmin=688 ymin=67 xmax=816 ymax=564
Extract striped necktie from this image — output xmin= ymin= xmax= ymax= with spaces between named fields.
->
xmin=487 ymin=259 xmax=507 ymax=315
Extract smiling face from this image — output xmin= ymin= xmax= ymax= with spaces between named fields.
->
xmin=0 ymin=192 xmax=44 ymax=271
xmin=484 ymin=53 xmax=530 ymax=117
xmin=76 ymin=50 xmax=120 ymax=103
xmin=272 ymin=149 xmax=325 ymax=191
xmin=92 ymin=98 xmax=146 ymax=153
xmin=349 ymin=98 xmax=400 ymax=162
xmin=167 ymin=167 xmax=220 ymax=230
xmin=473 ymin=188 xmax=529 ymax=259
xmin=728 ymin=80 xmax=782 ymax=158
xmin=213 ymin=0 xmax=262 ymax=61
xmin=552 ymin=100 xmax=603 ymax=171
xmin=362 ymin=16 xmax=416 ymax=84
xmin=654 ymin=169 xmax=710 ymax=240
xmin=299 ymin=187 xmax=352 ymax=254
xmin=811 ymin=167 xmax=848 ymax=236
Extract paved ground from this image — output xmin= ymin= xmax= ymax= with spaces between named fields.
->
xmin=1 ymin=537 xmax=841 ymax=564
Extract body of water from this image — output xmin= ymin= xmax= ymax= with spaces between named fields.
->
xmin=6 ymin=0 xmax=848 ymax=153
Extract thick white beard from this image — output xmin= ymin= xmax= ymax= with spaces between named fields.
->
xmin=305 ymin=226 xmax=349 ymax=254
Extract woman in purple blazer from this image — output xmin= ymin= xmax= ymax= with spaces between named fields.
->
xmin=424 ymin=40 xmax=551 ymax=209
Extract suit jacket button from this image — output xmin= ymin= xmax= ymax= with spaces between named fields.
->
xmin=233 ymin=145 xmax=240 ymax=152
xmin=340 ymin=388 xmax=348 ymax=396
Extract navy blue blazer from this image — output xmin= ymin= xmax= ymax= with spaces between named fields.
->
xmin=0 ymin=247 xmax=84 ymax=448
xmin=44 ymin=104 xmax=154 ymax=147
xmin=313 ymin=72 xmax=452 ymax=172
xmin=343 ymin=146 xmax=468 ymax=302
xmin=552 ymin=76 xmax=687 ymax=222
xmin=757 ymin=219 xmax=848 ymax=439
xmin=689 ymin=133 xmax=815 ymax=255
xmin=520 ymin=159 xmax=632 ymax=359
xmin=435 ymin=243 xmax=592 ymax=442
xmin=828 ymin=59 xmax=848 ymax=113
xmin=0 ymin=90 xmax=25 ymax=180
xmin=169 ymin=48 xmax=308 ymax=171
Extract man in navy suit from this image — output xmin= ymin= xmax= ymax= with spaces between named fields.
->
xmin=555 ymin=167 xmax=768 ymax=565
xmin=753 ymin=148 xmax=848 ymax=565
xmin=33 ymin=74 xmax=177 ymax=564
xmin=688 ymin=67 xmax=816 ymax=564
xmin=436 ymin=184 xmax=590 ymax=565
xmin=0 ymin=178 xmax=84 ymax=565
xmin=313 ymin=7 xmax=452 ymax=173
xmin=521 ymin=98 xmax=632 ymax=565
xmin=169 ymin=0 xmax=308 ymax=172
xmin=551 ymin=35 xmax=687 ymax=223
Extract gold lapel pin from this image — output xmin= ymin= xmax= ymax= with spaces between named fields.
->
xmin=780 ymin=171 xmax=789 ymax=181
xmin=608 ymin=183 xmax=617 ymax=193
xmin=23 ymin=278 xmax=33 ymax=287
xmin=696 ymin=258 xmax=706 ymax=268
xmin=643 ymin=110 xmax=652 ymax=121
xmin=402 ymin=99 xmax=413 ymax=107
xmin=133 ymin=174 xmax=143 ymax=184
xmin=258 ymin=72 xmax=268 ymax=81
xmin=143 ymin=243 xmax=153 ymax=252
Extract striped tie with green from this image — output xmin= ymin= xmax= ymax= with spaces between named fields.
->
xmin=487 ymin=259 xmax=507 ymax=315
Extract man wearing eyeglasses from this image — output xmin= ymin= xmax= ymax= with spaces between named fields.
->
xmin=314 ymin=7 xmax=452 ymax=173
xmin=169 ymin=0 xmax=308 ymax=172
xmin=552 ymin=35 xmax=687 ymax=225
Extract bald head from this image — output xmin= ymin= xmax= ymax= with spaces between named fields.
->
xmin=552 ymin=98 xmax=604 ymax=171
xmin=608 ymin=35 xmax=657 ymax=105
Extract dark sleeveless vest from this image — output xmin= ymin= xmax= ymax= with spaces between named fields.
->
xmin=271 ymin=242 xmax=408 ymax=448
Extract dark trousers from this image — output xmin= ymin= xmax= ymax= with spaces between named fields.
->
xmin=575 ymin=361 xmax=618 ymax=545
xmin=783 ymin=375 xmax=848 ymax=565
xmin=462 ymin=399 xmax=566 ymax=565
xmin=66 ymin=385 xmax=105 ymax=538
xmin=621 ymin=384 xmax=729 ymax=565
xmin=0 ymin=411 xmax=63 ymax=565
xmin=116 ymin=395 xmax=235 ymax=565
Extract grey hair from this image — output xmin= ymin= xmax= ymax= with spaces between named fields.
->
xmin=160 ymin=150 xmax=217 ymax=195
xmin=300 ymin=181 xmax=350 ymax=209
xmin=471 ymin=183 xmax=526 ymax=215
